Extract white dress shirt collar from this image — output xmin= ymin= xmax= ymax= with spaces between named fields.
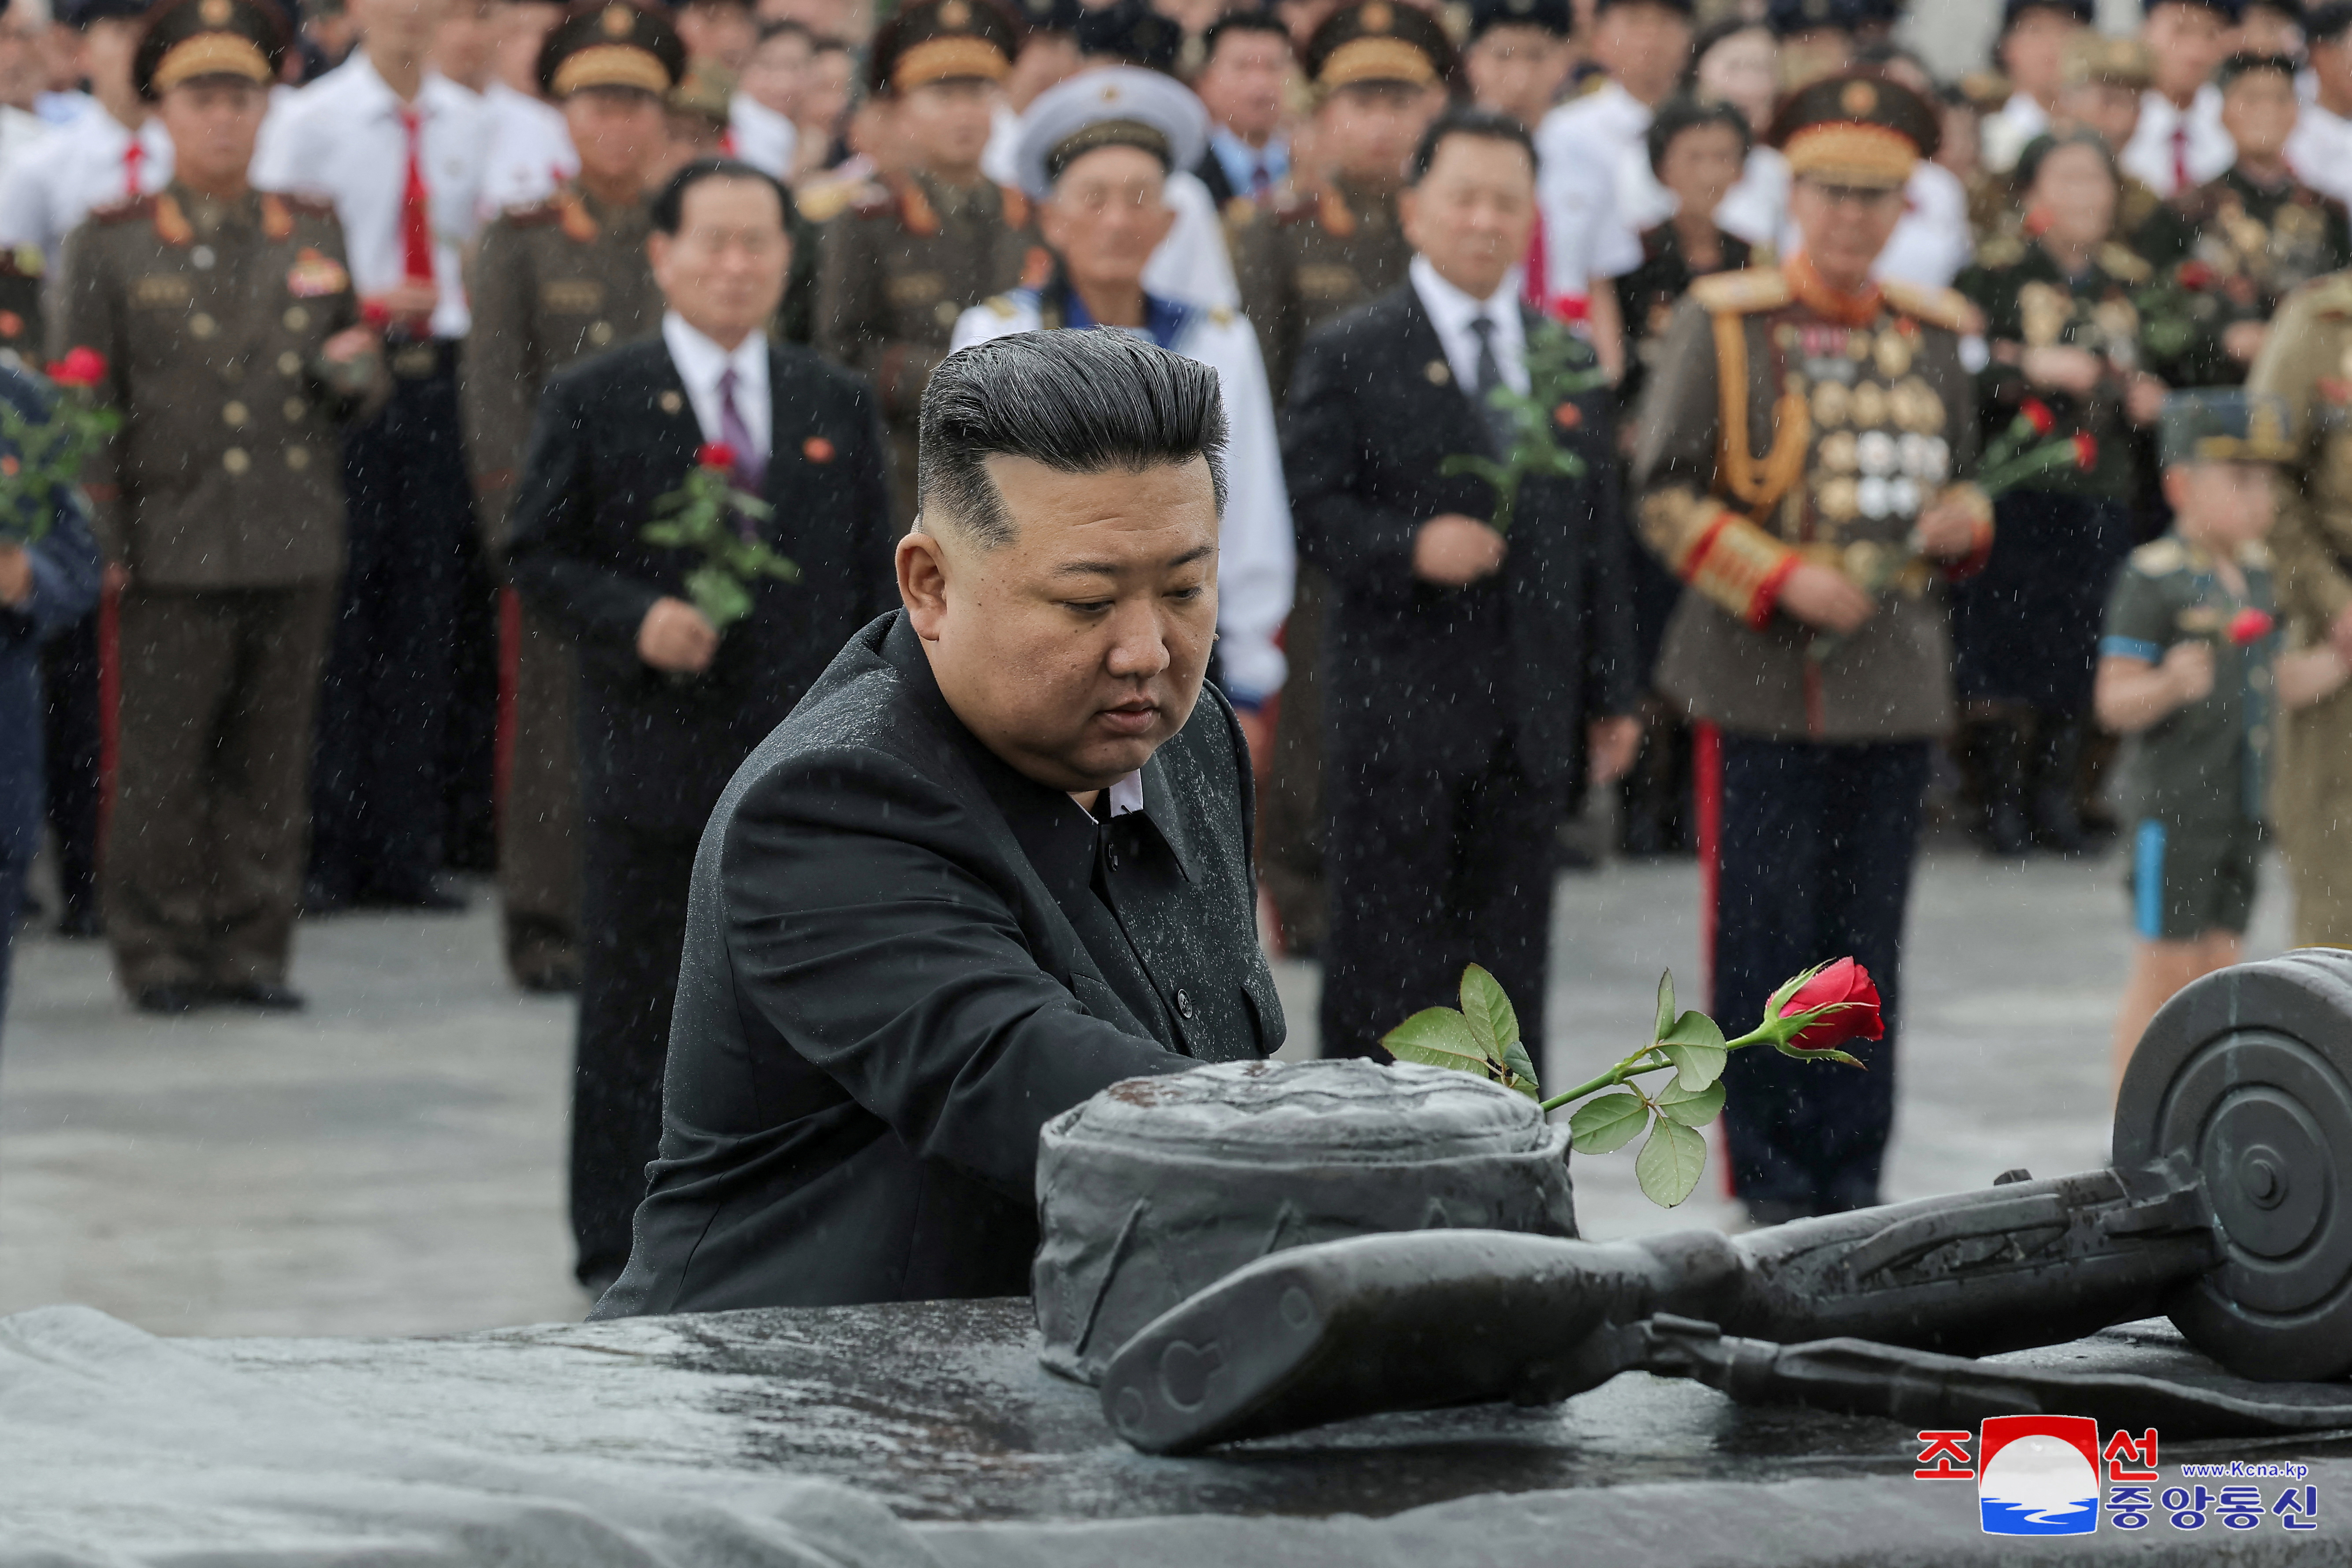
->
xmin=1107 ymin=771 xmax=1144 ymax=818
xmin=1409 ymin=252 xmax=1529 ymax=396
xmin=661 ymin=312 xmax=771 ymax=459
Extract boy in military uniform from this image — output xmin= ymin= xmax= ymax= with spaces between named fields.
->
xmin=2097 ymin=391 xmax=2347 ymax=1077
xmin=464 ymin=0 xmax=685 ymax=993
xmin=58 ymin=0 xmax=384 ymax=1013
xmin=2244 ymin=276 xmax=2352 ymax=946
xmin=1631 ymin=73 xmax=1991 ymax=1222
xmin=812 ymin=0 xmax=1039 ymax=528
xmin=1231 ymin=0 xmax=1448 ymax=956
xmin=2147 ymin=53 xmax=2352 ymax=387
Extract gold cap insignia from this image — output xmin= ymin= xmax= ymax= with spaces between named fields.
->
xmin=1362 ymin=0 xmax=1392 ymax=29
xmin=1840 ymin=79 xmax=1877 ymax=116
xmin=940 ymin=0 xmax=970 ymax=24
xmin=601 ymin=4 xmax=633 ymax=36
xmin=200 ymin=0 xmax=232 ymax=24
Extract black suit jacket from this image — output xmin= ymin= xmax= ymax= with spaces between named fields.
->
xmin=506 ymin=337 xmax=897 ymax=834
xmin=1282 ymin=283 xmax=1637 ymax=787
xmin=1193 ymin=148 xmax=1237 ymax=210
xmin=590 ymin=613 xmax=1284 ymax=1318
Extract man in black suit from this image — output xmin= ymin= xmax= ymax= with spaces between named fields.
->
xmin=507 ymin=157 xmax=897 ymax=1292
xmin=1190 ymin=10 xmax=1295 ymax=214
xmin=1284 ymin=107 xmax=1641 ymax=1066
xmin=590 ymin=331 xmax=1281 ymax=1318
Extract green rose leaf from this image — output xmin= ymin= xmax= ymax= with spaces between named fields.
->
xmin=1653 ymin=1077 xmax=1726 ymax=1128
xmin=1658 ymin=1009 xmax=1729 ymax=1092
xmin=684 ymin=564 xmax=752 ymax=631
xmin=1460 ymin=963 xmax=1520 ymax=1058
xmin=1381 ymin=1007 xmax=1490 ymax=1076
xmin=1500 ymin=1039 xmax=1542 ymax=1100
xmin=1653 ymin=969 xmax=1675 ymax=1044
xmin=1635 ymin=1117 xmax=1708 ymax=1207
xmin=1567 ymin=1090 xmax=1649 ymax=1155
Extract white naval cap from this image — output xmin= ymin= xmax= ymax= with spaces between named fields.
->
xmin=1012 ymin=65 xmax=1209 ymax=199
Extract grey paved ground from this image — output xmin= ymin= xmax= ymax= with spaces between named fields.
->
xmin=0 ymin=841 xmax=2293 ymax=1338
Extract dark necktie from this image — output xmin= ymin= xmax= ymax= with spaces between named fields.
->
xmin=1468 ymin=314 xmax=1516 ymax=456
xmin=718 ymin=366 xmax=766 ymax=492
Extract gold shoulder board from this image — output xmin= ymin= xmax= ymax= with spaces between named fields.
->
xmin=2098 ymin=242 xmax=2151 ymax=285
xmin=985 ymin=294 xmax=1018 ymax=320
xmin=2132 ymin=537 xmax=2187 ymax=576
xmin=1882 ymin=277 xmax=1977 ymax=334
xmin=1688 ymin=267 xmax=1792 ymax=316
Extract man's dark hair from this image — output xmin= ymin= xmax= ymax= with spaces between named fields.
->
xmin=756 ymin=18 xmax=813 ymax=44
xmin=1646 ymin=93 xmax=1753 ymax=173
xmin=1679 ymin=16 xmax=1769 ymax=92
xmin=2312 ymin=0 xmax=2352 ymax=42
xmin=918 ymin=331 xmax=1230 ymax=547
xmin=1200 ymin=8 xmax=1291 ymax=67
xmin=2216 ymin=50 xmax=2300 ymax=90
xmin=1408 ymin=105 xmax=1538 ymax=184
xmin=649 ymin=156 xmax=799 ymax=234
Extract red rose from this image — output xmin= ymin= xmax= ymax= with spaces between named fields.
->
xmin=2229 ymin=607 xmax=2276 ymax=647
xmin=2020 ymin=399 xmax=2055 ymax=437
xmin=697 ymin=442 xmax=736 ymax=469
xmin=2178 ymin=261 xmax=2216 ymax=291
xmin=2073 ymin=432 xmax=2098 ymax=471
xmin=45 ymin=346 xmax=106 ymax=388
xmin=1777 ymin=957 xmax=1885 ymax=1051
xmin=1552 ymin=402 xmax=1581 ymax=431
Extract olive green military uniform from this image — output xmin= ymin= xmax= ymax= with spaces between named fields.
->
xmin=56 ymin=185 xmax=383 ymax=996
xmin=2103 ymin=532 xmax=2278 ymax=939
xmin=812 ymin=171 xmax=1040 ymax=529
xmin=2140 ymin=169 xmax=2352 ymax=388
xmin=464 ymin=185 xmax=662 ymax=990
xmin=2246 ymin=275 xmax=2352 ymax=943
xmin=1230 ymin=177 xmax=1413 ymax=957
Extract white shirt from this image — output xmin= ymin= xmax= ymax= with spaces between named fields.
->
xmin=1410 ymin=253 xmax=1529 ymax=396
xmin=2289 ymin=98 xmax=2352 ymax=209
xmin=949 ymin=292 xmax=1295 ymax=704
xmin=0 ymin=108 xmax=50 ymax=206
xmin=476 ymin=80 xmax=577 ymax=218
xmin=1533 ymin=89 xmax=1645 ymax=297
xmin=2122 ymin=84 xmax=2232 ymax=198
xmin=729 ymin=94 xmax=797 ymax=181
xmin=1873 ymin=160 xmax=1974 ymax=290
xmin=252 ymin=53 xmax=488 ymax=338
xmin=1980 ymin=90 xmax=2051 ymax=175
xmin=662 ymin=312 xmax=771 ymax=466
xmin=35 ymin=91 xmax=92 ymax=127
xmin=0 ymin=109 xmax=173 ymax=272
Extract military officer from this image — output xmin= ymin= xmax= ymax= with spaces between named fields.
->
xmin=1231 ymin=0 xmax=1448 ymax=957
xmin=462 ymin=0 xmax=684 ymax=994
xmin=58 ymin=0 xmax=384 ymax=1013
xmin=812 ymin=0 xmax=1040 ymax=529
xmin=951 ymin=65 xmax=1293 ymax=729
xmin=2148 ymin=53 xmax=2352 ymax=388
xmin=2246 ymin=272 xmax=2352 ymax=946
xmin=1955 ymin=129 xmax=2164 ymax=857
xmin=1631 ymin=73 xmax=1991 ymax=1221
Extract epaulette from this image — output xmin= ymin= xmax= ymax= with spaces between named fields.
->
xmin=983 ymin=292 xmax=1020 ymax=320
xmin=882 ymin=173 xmax=939 ymax=238
xmin=1221 ymin=195 xmax=1255 ymax=230
xmin=504 ymin=197 xmax=565 ymax=227
xmin=2098 ymin=242 xmax=2151 ymax=285
xmin=2286 ymin=270 xmax=2352 ymax=320
xmin=87 ymin=194 xmax=155 ymax=225
xmin=150 ymin=192 xmax=193 ymax=247
xmin=1882 ymin=277 xmax=1976 ymax=334
xmin=2131 ymin=537 xmax=2188 ymax=576
xmin=1973 ymin=232 xmax=2026 ymax=269
xmin=1688 ymin=267 xmax=1791 ymax=316
xmin=997 ymin=182 xmax=1029 ymax=229
xmin=798 ymin=177 xmax=880 ymax=224
xmin=0 ymin=243 xmax=40 ymax=279
xmin=1208 ymin=305 xmax=1235 ymax=328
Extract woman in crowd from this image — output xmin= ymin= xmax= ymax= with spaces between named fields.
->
xmin=1955 ymin=130 xmax=2167 ymax=855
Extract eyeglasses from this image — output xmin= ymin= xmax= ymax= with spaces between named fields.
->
xmin=1797 ymin=179 xmax=1907 ymax=212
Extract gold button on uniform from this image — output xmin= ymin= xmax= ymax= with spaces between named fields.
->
xmin=189 ymin=312 xmax=217 ymax=338
xmin=223 ymin=401 xmax=249 ymax=427
xmin=588 ymin=320 xmax=614 ymax=346
xmin=283 ymin=305 xmax=309 ymax=330
xmin=283 ymin=397 xmax=305 ymax=421
xmin=278 ymin=350 xmax=302 ymax=376
xmin=286 ymin=447 xmax=310 ymax=471
xmin=222 ymin=447 xmax=250 ymax=474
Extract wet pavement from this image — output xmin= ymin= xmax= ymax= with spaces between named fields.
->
xmin=0 ymin=841 xmax=2296 ymax=1339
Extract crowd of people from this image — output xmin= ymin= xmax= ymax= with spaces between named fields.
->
xmin=0 ymin=0 xmax=2346 ymax=1284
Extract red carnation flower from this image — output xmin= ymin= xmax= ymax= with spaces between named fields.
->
xmin=2178 ymin=261 xmax=2217 ymax=291
xmin=45 ymin=346 xmax=106 ymax=388
xmin=697 ymin=442 xmax=736 ymax=470
xmin=2021 ymin=399 xmax=2056 ymax=437
xmin=2073 ymin=432 xmax=2098 ymax=471
xmin=2230 ymin=607 xmax=2276 ymax=647
xmin=1776 ymin=957 xmax=1885 ymax=1051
